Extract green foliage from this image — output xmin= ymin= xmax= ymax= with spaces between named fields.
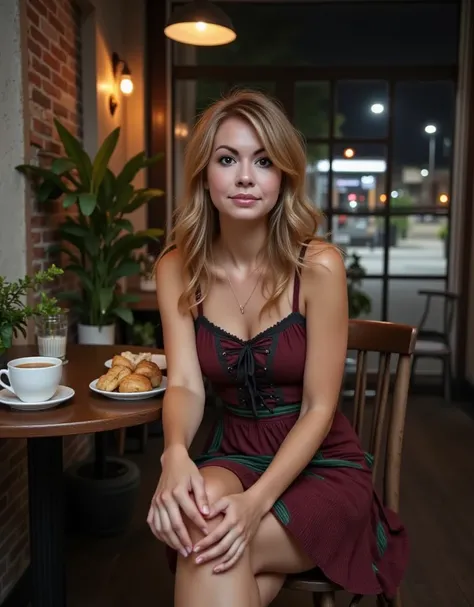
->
xmin=16 ymin=120 xmax=164 ymax=327
xmin=346 ymin=253 xmax=371 ymax=319
xmin=130 ymin=322 xmax=157 ymax=347
xmin=0 ymin=265 xmax=63 ymax=354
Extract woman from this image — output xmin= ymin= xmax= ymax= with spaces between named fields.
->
xmin=147 ymin=90 xmax=408 ymax=607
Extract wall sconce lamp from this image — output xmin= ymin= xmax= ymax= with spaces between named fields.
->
xmin=109 ymin=52 xmax=134 ymax=116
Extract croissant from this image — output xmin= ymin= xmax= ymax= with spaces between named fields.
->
xmin=118 ymin=373 xmax=153 ymax=393
xmin=97 ymin=366 xmax=131 ymax=391
xmin=111 ymin=354 xmax=134 ymax=371
xmin=135 ymin=360 xmax=162 ymax=388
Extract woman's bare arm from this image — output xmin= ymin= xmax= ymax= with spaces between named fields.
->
xmin=156 ymin=249 xmax=206 ymax=454
xmin=246 ymin=243 xmax=349 ymax=511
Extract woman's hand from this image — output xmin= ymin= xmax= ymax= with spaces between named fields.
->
xmin=192 ymin=492 xmax=266 ymax=573
xmin=147 ymin=446 xmax=209 ymax=557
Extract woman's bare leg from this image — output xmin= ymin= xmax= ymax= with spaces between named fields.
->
xmin=174 ymin=466 xmax=260 ymax=607
xmin=255 ymin=573 xmax=286 ymax=606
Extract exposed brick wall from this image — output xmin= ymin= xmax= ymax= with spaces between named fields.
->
xmin=0 ymin=1 xmax=92 ymax=601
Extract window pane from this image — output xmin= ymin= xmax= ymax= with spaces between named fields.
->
xmin=335 ymin=81 xmax=388 ymax=139
xmin=392 ymin=81 xmax=455 ymax=210
xmin=294 ymin=82 xmax=330 ymax=138
xmin=388 ymin=216 xmax=448 ymax=276
xmin=173 ymin=3 xmax=459 ymax=67
xmin=306 ymin=143 xmax=329 ymax=211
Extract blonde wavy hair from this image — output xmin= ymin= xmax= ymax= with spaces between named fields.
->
xmin=163 ymin=89 xmax=326 ymax=315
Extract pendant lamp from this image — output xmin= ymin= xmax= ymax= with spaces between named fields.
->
xmin=164 ymin=0 xmax=236 ymax=46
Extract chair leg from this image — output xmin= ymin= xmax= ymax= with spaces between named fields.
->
xmin=319 ymin=591 xmax=336 ymax=607
xmin=410 ymin=356 xmax=418 ymax=390
xmin=443 ymin=356 xmax=452 ymax=403
xmin=117 ymin=428 xmax=126 ymax=455
xmin=349 ymin=595 xmax=363 ymax=606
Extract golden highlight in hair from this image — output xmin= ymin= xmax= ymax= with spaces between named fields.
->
xmin=161 ymin=89 xmax=327 ymax=316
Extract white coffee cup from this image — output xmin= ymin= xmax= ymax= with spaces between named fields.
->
xmin=0 ymin=356 xmax=62 ymax=403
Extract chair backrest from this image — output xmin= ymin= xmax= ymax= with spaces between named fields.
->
xmin=347 ymin=319 xmax=417 ymax=513
xmin=417 ymin=289 xmax=458 ymax=343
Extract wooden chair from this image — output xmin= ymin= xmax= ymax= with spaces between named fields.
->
xmin=411 ymin=289 xmax=458 ymax=403
xmin=284 ymin=319 xmax=417 ymax=607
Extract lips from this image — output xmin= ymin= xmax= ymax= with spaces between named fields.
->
xmin=230 ymin=194 xmax=259 ymax=200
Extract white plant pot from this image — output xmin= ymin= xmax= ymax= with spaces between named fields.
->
xmin=140 ymin=277 xmax=156 ymax=292
xmin=77 ymin=323 xmax=115 ymax=345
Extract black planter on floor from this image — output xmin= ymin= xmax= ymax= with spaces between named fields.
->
xmin=64 ymin=434 xmax=141 ymax=536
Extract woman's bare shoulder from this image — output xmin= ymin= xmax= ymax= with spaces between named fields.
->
xmin=304 ymin=239 xmax=346 ymax=276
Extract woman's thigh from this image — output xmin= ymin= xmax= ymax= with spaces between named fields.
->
xmin=250 ymin=512 xmax=314 ymax=576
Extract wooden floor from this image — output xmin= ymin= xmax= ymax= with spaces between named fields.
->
xmin=65 ymin=394 xmax=474 ymax=606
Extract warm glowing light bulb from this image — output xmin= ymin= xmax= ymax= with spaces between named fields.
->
xmin=120 ymin=76 xmax=133 ymax=96
xmin=195 ymin=21 xmax=207 ymax=31
xmin=344 ymin=148 xmax=355 ymax=158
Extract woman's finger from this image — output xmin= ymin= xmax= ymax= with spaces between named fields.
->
xmin=214 ymin=541 xmax=246 ymax=573
xmin=160 ymin=505 xmax=189 ymax=557
xmin=164 ymin=495 xmax=193 ymax=553
xmin=190 ymin=474 xmax=210 ymax=516
xmin=175 ymin=489 xmax=208 ymax=534
xmin=194 ymin=517 xmax=233 ymax=553
xmin=195 ymin=527 xmax=239 ymax=564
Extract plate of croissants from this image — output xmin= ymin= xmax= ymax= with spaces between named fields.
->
xmin=104 ymin=351 xmax=166 ymax=370
xmin=90 ymin=354 xmax=167 ymax=401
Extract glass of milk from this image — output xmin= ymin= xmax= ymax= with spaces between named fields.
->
xmin=35 ymin=311 xmax=69 ymax=361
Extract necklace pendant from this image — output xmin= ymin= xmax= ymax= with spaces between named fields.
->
xmin=239 ymin=306 xmax=245 ymax=314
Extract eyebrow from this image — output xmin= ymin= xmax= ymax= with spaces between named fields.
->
xmin=215 ymin=145 xmax=265 ymax=156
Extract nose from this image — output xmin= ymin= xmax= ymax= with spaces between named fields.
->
xmin=236 ymin=162 xmax=255 ymax=188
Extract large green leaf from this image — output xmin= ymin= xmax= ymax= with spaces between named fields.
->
xmin=16 ymin=165 xmax=69 ymax=193
xmin=114 ymin=219 xmax=133 ymax=233
xmin=37 ymin=180 xmax=63 ymax=203
xmin=123 ymin=189 xmax=164 ymax=214
xmin=115 ymin=151 xmax=164 ymax=192
xmin=117 ymin=293 xmax=141 ymax=304
xmin=112 ymin=307 xmax=134 ymax=325
xmin=47 ymin=244 xmax=81 ymax=265
xmin=98 ymin=169 xmax=116 ymax=211
xmin=92 ymin=127 xmax=120 ymax=193
xmin=62 ymin=193 xmax=77 ymax=209
xmin=107 ymin=234 xmax=153 ymax=266
xmin=83 ymin=233 xmax=100 ymax=258
xmin=0 ymin=325 xmax=13 ymax=349
xmin=51 ymin=158 xmax=76 ymax=175
xmin=113 ymin=183 xmax=134 ymax=214
xmin=99 ymin=288 xmax=114 ymax=314
xmin=137 ymin=228 xmax=164 ymax=239
xmin=60 ymin=222 xmax=89 ymax=238
xmin=64 ymin=265 xmax=95 ymax=291
xmin=54 ymin=119 xmax=92 ymax=188
xmin=78 ymin=193 xmax=97 ymax=216
xmin=109 ymin=260 xmax=140 ymax=283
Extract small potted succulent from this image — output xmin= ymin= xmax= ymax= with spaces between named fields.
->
xmin=0 ymin=265 xmax=64 ymax=367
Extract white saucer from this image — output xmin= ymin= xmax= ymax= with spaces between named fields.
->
xmin=89 ymin=376 xmax=167 ymax=401
xmin=104 ymin=354 xmax=167 ymax=370
xmin=0 ymin=385 xmax=75 ymax=411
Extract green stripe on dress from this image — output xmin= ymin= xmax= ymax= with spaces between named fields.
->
xmin=224 ymin=403 xmax=301 ymax=418
xmin=208 ymin=419 xmax=224 ymax=453
xmin=376 ymin=521 xmax=388 ymax=557
xmin=272 ymin=499 xmax=291 ymax=525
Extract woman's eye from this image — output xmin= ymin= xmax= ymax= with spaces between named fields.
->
xmin=256 ymin=157 xmax=273 ymax=168
xmin=218 ymin=156 xmax=235 ymax=166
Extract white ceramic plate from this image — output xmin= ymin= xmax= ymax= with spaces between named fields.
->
xmin=104 ymin=354 xmax=167 ymax=370
xmin=0 ymin=385 xmax=75 ymax=411
xmin=89 ymin=376 xmax=167 ymax=401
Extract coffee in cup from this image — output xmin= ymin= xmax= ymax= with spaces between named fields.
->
xmin=0 ymin=356 xmax=62 ymax=403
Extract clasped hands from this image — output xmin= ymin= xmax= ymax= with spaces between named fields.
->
xmin=147 ymin=451 xmax=264 ymax=573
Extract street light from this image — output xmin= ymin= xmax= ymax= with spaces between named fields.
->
xmin=424 ymin=124 xmax=437 ymax=205
xmin=343 ymin=147 xmax=355 ymax=158
xmin=370 ymin=103 xmax=384 ymax=114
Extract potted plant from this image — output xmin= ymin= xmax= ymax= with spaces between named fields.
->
xmin=16 ymin=119 xmax=164 ymax=345
xmin=0 ymin=265 xmax=64 ymax=367
xmin=346 ymin=252 xmax=371 ymax=319
xmin=136 ymin=252 xmax=156 ymax=292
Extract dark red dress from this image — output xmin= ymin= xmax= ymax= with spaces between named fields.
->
xmin=169 ymin=254 xmax=408 ymax=599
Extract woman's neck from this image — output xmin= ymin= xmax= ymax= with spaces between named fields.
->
xmin=216 ymin=215 xmax=268 ymax=273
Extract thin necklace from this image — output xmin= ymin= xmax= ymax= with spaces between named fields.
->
xmin=223 ymin=268 xmax=261 ymax=314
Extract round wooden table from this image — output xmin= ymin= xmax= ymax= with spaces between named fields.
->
xmin=0 ymin=344 xmax=164 ymax=607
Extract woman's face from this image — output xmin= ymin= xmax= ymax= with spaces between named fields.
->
xmin=206 ymin=116 xmax=282 ymax=221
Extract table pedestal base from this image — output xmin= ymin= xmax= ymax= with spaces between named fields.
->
xmin=28 ymin=436 xmax=66 ymax=607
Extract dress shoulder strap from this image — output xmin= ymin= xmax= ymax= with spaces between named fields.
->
xmin=292 ymin=239 xmax=312 ymax=313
